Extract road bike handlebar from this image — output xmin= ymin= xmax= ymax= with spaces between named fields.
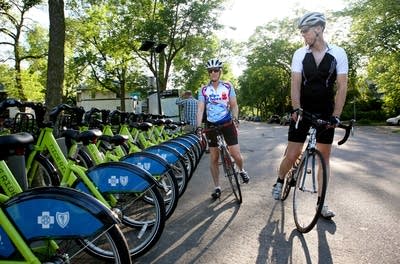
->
xmin=294 ymin=108 xmax=355 ymax=146
xmin=201 ymin=120 xmax=233 ymax=133
xmin=336 ymin=120 xmax=355 ymax=145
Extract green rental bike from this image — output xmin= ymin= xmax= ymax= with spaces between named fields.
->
xmin=0 ymin=132 xmax=131 ymax=263
xmin=0 ymin=99 xmax=166 ymax=258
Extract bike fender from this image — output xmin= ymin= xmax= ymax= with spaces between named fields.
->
xmin=171 ymin=138 xmax=195 ymax=149
xmin=0 ymin=227 xmax=15 ymax=257
xmin=120 ymin=152 xmax=171 ymax=175
xmin=144 ymin=145 xmax=182 ymax=164
xmin=85 ymin=161 xmax=156 ymax=193
xmin=2 ymin=187 xmax=119 ymax=243
xmin=162 ymin=141 xmax=190 ymax=156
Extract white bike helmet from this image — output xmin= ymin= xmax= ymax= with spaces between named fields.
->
xmin=298 ymin=12 xmax=326 ymax=29
xmin=206 ymin=58 xmax=223 ymax=69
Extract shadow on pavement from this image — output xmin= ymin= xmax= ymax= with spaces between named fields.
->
xmin=137 ymin=194 xmax=240 ymax=263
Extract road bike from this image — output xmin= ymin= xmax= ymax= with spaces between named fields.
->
xmin=280 ymin=109 xmax=354 ymax=233
xmin=0 ymin=132 xmax=132 ymax=263
xmin=203 ymin=122 xmax=242 ymax=204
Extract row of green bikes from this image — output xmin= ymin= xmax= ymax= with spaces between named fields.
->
xmin=0 ymin=98 xmax=206 ymax=263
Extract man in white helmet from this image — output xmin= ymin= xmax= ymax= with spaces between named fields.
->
xmin=196 ymin=58 xmax=249 ymax=199
xmin=272 ymin=12 xmax=349 ymax=219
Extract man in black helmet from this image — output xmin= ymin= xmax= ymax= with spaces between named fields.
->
xmin=272 ymin=12 xmax=349 ymax=219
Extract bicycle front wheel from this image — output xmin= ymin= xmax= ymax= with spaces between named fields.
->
xmin=118 ymin=185 xmax=166 ymax=258
xmin=293 ymin=149 xmax=327 ymax=233
xmin=280 ymin=168 xmax=294 ymax=201
xmin=221 ymin=147 xmax=242 ymax=204
xmin=66 ymin=224 xmax=132 ymax=263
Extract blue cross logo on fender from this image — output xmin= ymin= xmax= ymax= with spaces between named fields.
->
xmin=56 ymin=212 xmax=70 ymax=228
xmin=37 ymin=211 xmax=54 ymax=229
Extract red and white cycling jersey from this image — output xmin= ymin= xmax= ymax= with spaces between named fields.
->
xmin=198 ymin=81 xmax=236 ymax=124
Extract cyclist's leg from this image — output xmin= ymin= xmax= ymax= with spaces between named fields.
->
xmin=221 ymin=122 xmax=241 ymax=168
xmin=316 ymin=126 xmax=335 ymax=218
xmin=205 ymin=129 xmax=221 ymax=198
xmin=222 ymin=122 xmax=249 ymax=183
xmin=273 ymin=120 xmax=308 ymax=200
xmin=273 ymin=141 xmax=303 ymax=200
xmin=209 ymin=147 xmax=220 ymax=187
xmin=278 ymin=141 xmax=304 ymax=180
xmin=227 ymin=144 xmax=242 ymax=168
xmin=316 ymin=142 xmax=334 ymax=217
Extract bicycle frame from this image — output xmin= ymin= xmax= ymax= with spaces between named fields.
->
xmin=26 ymin=127 xmax=111 ymax=205
xmin=203 ymin=123 xmax=242 ymax=203
xmin=26 ymin=126 xmax=158 ymax=207
xmin=298 ymin=127 xmax=319 ymax=194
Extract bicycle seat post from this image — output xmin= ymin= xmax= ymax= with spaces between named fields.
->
xmin=6 ymin=154 xmax=28 ymax=191
xmin=1 ymin=133 xmax=34 ymax=191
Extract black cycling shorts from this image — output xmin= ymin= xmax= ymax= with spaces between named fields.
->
xmin=288 ymin=118 xmax=335 ymax=144
xmin=205 ymin=121 xmax=238 ymax=147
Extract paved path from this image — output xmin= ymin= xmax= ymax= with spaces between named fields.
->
xmin=137 ymin=122 xmax=400 ymax=264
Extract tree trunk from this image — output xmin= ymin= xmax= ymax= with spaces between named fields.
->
xmin=46 ymin=0 xmax=65 ymax=111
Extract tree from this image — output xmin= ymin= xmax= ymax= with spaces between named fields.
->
xmin=345 ymin=0 xmax=400 ymax=116
xmin=65 ymin=0 xmax=225 ymax=111
xmin=0 ymin=0 xmax=44 ymax=100
xmin=132 ymin=0 xmax=224 ymax=91
xmin=46 ymin=0 xmax=65 ymax=111
xmin=66 ymin=2 xmax=146 ymax=111
xmin=238 ymin=21 xmax=298 ymax=119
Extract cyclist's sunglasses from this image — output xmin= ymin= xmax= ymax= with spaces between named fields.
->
xmin=208 ymin=68 xmax=221 ymax=74
xmin=300 ymin=26 xmax=311 ymax=34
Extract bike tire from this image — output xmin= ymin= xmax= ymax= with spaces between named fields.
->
xmin=156 ymin=170 xmax=180 ymax=220
xmin=221 ymin=147 xmax=242 ymax=204
xmin=293 ymin=149 xmax=327 ymax=233
xmin=76 ymin=147 xmax=95 ymax=169
xmin=118 ymin=185 xmax=166 ymax=258
xmin=27 ymin=153 xmax=60 ymax=187
xmin=280 ymin=169 xmax=293 ymax=201
xmin=74 ymin=224 xmax=132 ymax=263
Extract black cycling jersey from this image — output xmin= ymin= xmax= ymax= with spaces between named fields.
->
xmin=301 ymin=52 xmax=337 ymax=114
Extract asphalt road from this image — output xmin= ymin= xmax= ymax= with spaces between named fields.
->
xmin=137 ymin=121 xmax=400 ymax=264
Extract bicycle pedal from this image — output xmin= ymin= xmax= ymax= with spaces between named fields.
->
xmin=289 ymin=179 xmax=296 ymax=186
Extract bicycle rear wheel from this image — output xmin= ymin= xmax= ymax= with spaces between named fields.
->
xmin=221 ymin=147 xmax=242 ymax=204
xmin=293 ymin=149 xmax=327 ymax=233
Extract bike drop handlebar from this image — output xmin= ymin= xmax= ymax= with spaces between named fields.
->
xmin=294 ymin=108 xmax=355 ymax=146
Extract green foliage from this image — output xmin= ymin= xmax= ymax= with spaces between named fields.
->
xmin=0 ymin=64 xmax=44 ymax=101
xmin=345 ymin=0 xmax=400 ymax=118
xmin=64 ymin=0 xmax=226 ymax=111
xmin=0 ymin=0 xmax=44 ymax=101
xmin=366 ymin=55 xmax=400 ymax=115
xmin=348 ymin=0 xmax=400 ymax=55
xmin=238 ymin=21 xmax=298 ymax=119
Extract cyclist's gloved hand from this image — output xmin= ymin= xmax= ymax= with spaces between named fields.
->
xmin=329 ymin=116 xmax=340 ymax=127
xmin=195 ymin=126 xmax=203 ymax=137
